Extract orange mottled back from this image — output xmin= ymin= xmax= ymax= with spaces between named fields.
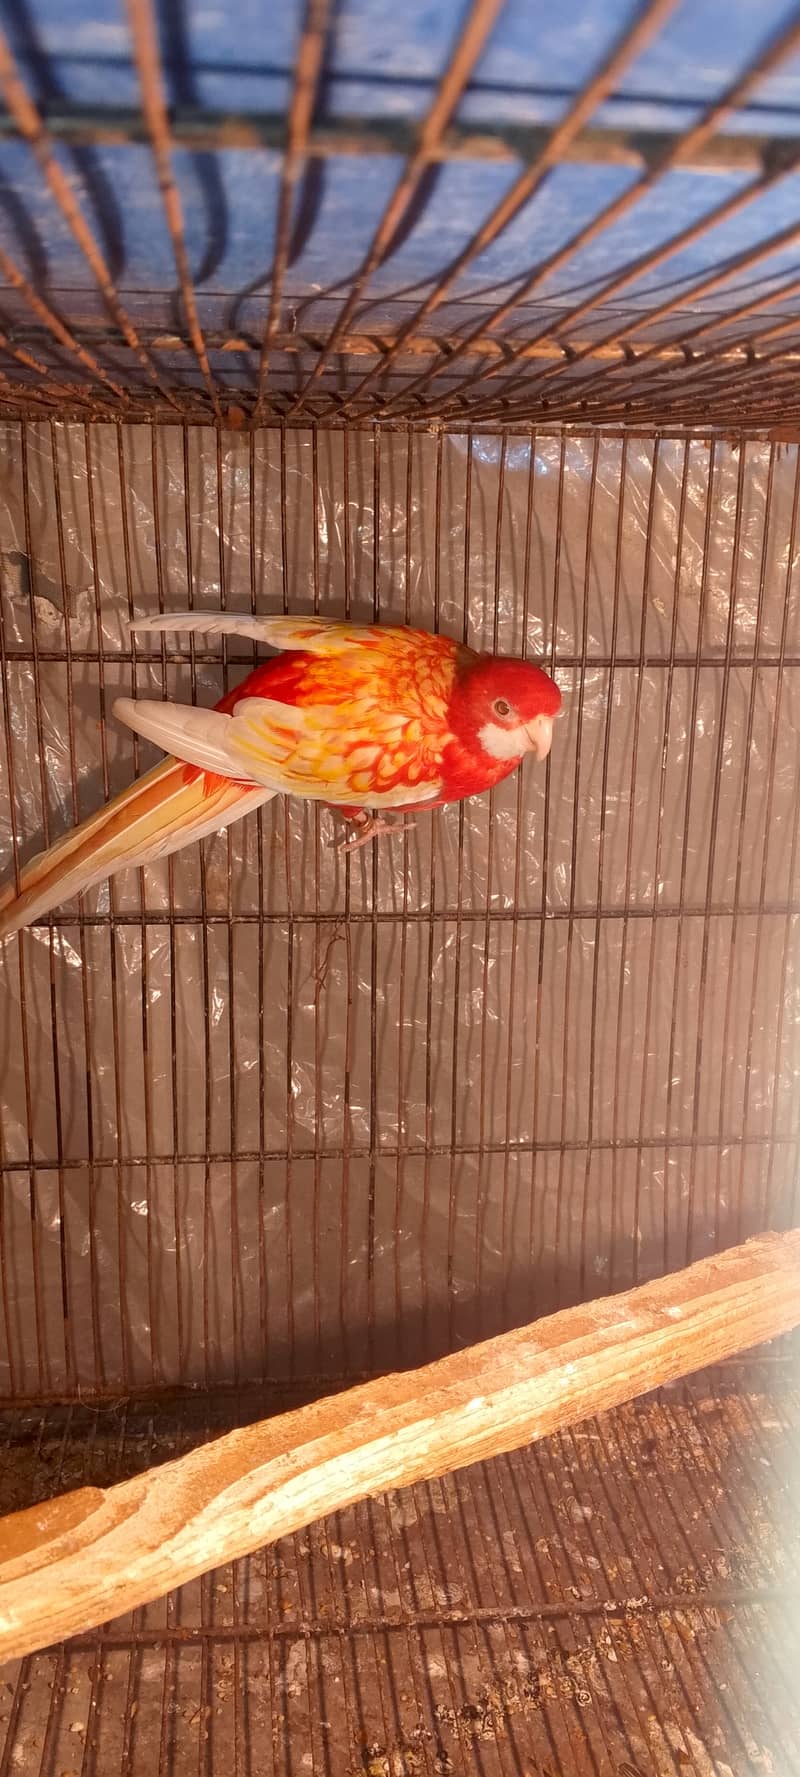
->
xmin=184 ymin=625 xmax=466 ymax=805
xmin=287 ymin=627 xmax=461 ymax=798
xmin=192 ymin=625 xmax=466 ymax=807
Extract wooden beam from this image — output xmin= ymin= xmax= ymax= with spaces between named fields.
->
xmin=0 ymin=106 xmax=771 ymax=177
xmin=0 ymin=1229 xmax=798 ymax=1661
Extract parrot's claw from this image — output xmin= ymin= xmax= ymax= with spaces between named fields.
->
xmin=339 ymin=813 xmax=416 ymax=853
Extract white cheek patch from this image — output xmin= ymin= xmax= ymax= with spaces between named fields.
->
xmin=477 ymin=719 xmax=529 ymax=762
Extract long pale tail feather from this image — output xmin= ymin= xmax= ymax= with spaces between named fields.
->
xmin=0 ymin=758 xmax=275 ymax=940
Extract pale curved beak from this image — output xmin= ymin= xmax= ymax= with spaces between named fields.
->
xmin=524 ymin=713 xmax=554 ymax=761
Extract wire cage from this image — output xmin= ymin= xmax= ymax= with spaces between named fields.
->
xmin=1 ymin=0 xmax=800 ymax=1772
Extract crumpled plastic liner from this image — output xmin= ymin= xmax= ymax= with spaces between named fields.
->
xmin=0 ymin=423 xmax=798 ymax=1396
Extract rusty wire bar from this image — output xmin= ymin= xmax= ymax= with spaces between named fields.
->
xmin=125 ymin=0 xmax=221 ymax=421
xmin=48 ymin=422 xmax=105 ymax=1390
xmin=287 ymin=0 xmax=508 ymax=414
xmin=709 ymin=444 xmax=776 ymax=1252
xmin=552 ymin=433 xmax=600 ymax=1310
xmin=0 ymin=308 xmax=120 ymax=419
xmin=577 ymin=434 xmax=628 ymax=1301
xmin=0 ymin=6 xmax=799 ymax=423
xmin=420 ymin=330 xmax=750 ymax=433
xmin=0 ymin=319 xmax=692 ymax=372
xmin=253 ymin=0 xmax=330 ymax=421
xmin=686 ymin=278 xmax=800 ymax=351
xmin=470 ymin=331 xmax=800 ymax=424
xmin=0 ymin=101 xmax=788 ymax=180
xmin=658 ymin=438 xmax=717 ymax=1277
xmin=580 ymin=303 xmax=800 ymax=422
xmin=473 ymin=428 xmax=505 ymax=1338
xmin=484 ymin=203 xmax=800 ymax=423
xmin=682 ymin=443 xmax=747 ymax=1265
xmin=0 ymin=353 xmax=65 ymax=413
xmin=562 ymin=349 xmax=800 ymax=430
xmin=607 ymin=351 xmax=800 ymax=429
xmin=515 ymin=285 xmax=800 ymax=428
xmin=0 ymin=245 xmax=129 ymax=407
xmin=0 ymin=1130 xmax=797 ymax=1172
xmin=379 ymin=8 xmax=800 ymax=421
xmin=433 ymin=241 xmax=800 ymax=420
xmin=743 ymin=450 xmax=800 ymax=1240
xmin=337 ymin=0 xmax=680 ymax=421
xmin=0 ymin=26 xmax=181 ymax=413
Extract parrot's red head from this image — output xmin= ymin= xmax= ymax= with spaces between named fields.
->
xmin=451 ymin=654 xmax=562 ymax=768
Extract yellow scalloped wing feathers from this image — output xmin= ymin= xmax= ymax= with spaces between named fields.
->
xmin=231 ymin=626 xmax=460 ymax=805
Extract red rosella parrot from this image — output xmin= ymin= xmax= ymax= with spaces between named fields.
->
xmin=0 ymin=612 xmax=561 ymax=939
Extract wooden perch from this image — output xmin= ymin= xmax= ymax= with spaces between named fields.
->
xmin=0 ymin=1229 xmax=798 ymax=1662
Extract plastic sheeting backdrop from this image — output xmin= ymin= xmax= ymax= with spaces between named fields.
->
xmin=0 ymin=421 xmax=798 ymax=1398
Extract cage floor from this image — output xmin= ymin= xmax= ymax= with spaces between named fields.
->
xmin=0 ymin=1363 xmax=797 ymax=1775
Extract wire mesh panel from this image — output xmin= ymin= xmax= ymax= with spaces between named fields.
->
xmin=0 ymin=419 xmax=798 ymax=1396
xmin=1 ymin=2 xmax=800 ymax=423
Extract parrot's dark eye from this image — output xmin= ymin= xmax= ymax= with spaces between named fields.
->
xmin=493 ymin=698 xmax=511 ymax=719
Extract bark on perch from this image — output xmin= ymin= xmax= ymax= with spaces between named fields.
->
xmin=0 ymin=1229 xmax=798 ymax=1662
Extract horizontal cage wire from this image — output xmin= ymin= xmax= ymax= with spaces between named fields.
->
xmin=1 ymin=420 xmax=799 ymax=1398
xmin=0 ymin=1 xmax=800 ymax=422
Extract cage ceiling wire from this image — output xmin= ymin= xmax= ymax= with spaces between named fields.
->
xmin=0 ymin=1 xmax=799 ymax=422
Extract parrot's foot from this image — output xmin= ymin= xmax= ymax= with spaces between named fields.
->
xmin=339 ymin=811 xmax=416 ymax=853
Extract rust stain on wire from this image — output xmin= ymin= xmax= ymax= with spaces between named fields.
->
xmin=0 ymin=102 xmax=784 ymax=176
xmin=394 ymin=8 xmax=800 ymax=420
xmin=569 ymin=240 xmax=800 ymax=416
xmin=497 ymin=205 xmax=800 ymax=419
xmin=339 ymin=0 xmax=682 ymax=420
xmin=254 ymin=0 xmax=330 ymax=420
xmin=0 ymin=25 xmax=181 ymax=412
xmin=288 ymin=0 xmax=506 ymax=415
xmin=124 ymin=0 xmax=221 ymax=420
xmin=471 ymin=250 xmax=800 ymax=421
xmin=0 ymin=244 xmax=130 ymax=405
